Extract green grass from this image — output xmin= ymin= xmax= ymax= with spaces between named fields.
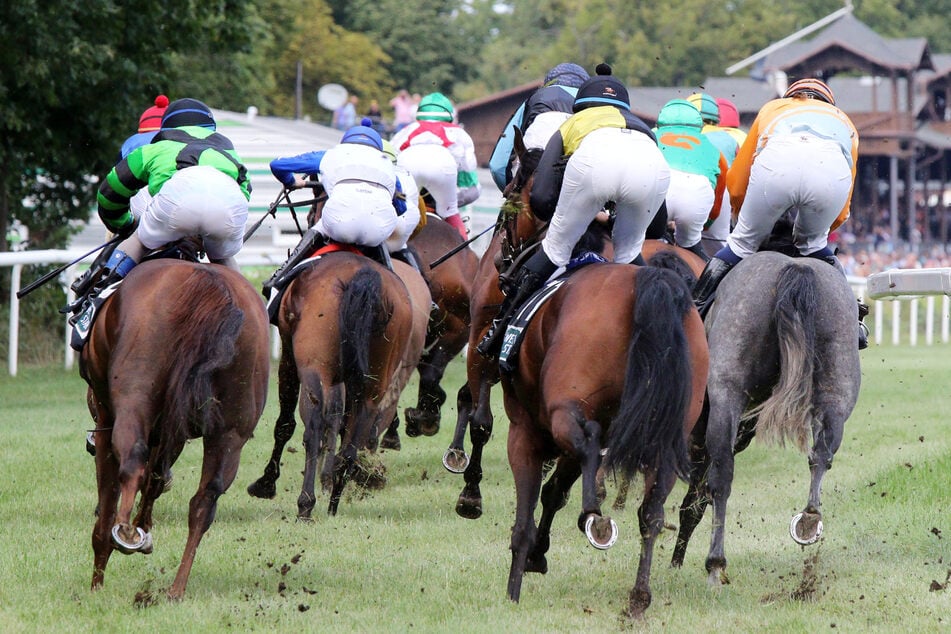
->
xmin=0 ymin=346 xmax=948 ymax=632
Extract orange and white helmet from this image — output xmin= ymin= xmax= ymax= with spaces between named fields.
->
xmin=783 ymin=78 xmax=835 ymax=106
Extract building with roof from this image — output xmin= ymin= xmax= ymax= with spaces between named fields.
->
xmin=457 ymin=10 xmax=951 ymax=247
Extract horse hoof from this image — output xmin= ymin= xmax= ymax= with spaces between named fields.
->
xmin=85 ymin=432 xmax=96 ymax=457
xmin=789 ymin=512 xmax=823 ymax=545
xmin=442 ymin=448 xmax=469 ymax=474
xmin=584 ymin=515 xmax=618 ymax=550
xmin=112 ymin=525 xmax=152 ymax=555
xmin=379 ymin=431 xmax=401 ymax=451
xmin=455 ymin=497 xmax=483 ymax=520
xmin=247 ymin=478 xmax=276 ymax=499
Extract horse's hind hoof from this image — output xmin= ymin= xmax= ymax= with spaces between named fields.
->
xmin=379 ymin=429 xmax=401 ymax=451
xmin=584 ymin=514 xmax=618 ymax=550
xmin=247 ymin=477 xmax=276 ymax=499
xmin=442 ymin=448 xmax=469 ymax=474
xmin=789 ymin=512 xmax=823 ymax=545
xmin=112 ymin=525 xmax=152 ymax=555
xmin=455 ymin=495 xmax=483 ymax=520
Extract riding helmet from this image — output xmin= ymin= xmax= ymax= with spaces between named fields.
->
xmin=783 ymin=78 xmax=836 ymax=106
xmin=161 ymin=98 xmax=216 ymax=130
xmin=416 ymin=93 xmax=454 ymax=122
xmin=572 ymin=63 xmax=630 ymax=112
xmin=656 ymin=99 xmax=704 ymax=129
xmin=340 ymin=124 xmax=384 ymax=150
xmin=687 ymin=92 xmax=720 ymax=125
xmin=716 ymin=97 xmax=741 ymax=127
xmin=137 ymin=94 xmax=169 ymax=132
xmin=544 ymin=62 xmax=589 ymax=89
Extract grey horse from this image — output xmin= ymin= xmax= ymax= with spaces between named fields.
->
xmin=670 ymin=250 xmax=862 ymax=584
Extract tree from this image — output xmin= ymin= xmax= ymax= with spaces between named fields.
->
xmin=0 ymin=0 xmax=255 ymax=251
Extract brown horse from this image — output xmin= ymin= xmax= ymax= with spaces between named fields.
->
xmin=246 ymin=251 xmax=424 ymax=517
xmin=446 ymin=164 xmax=706 ymax=519
xmin=82 ymin=259 xmax=270 ymax=600
xmin=401 ymin=213 xmax=478 ymax=438
xmin=501 ymin=262 xmax=708 ymax=617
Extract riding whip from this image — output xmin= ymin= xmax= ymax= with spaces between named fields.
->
xmin=16 ymin=234 xmax=123 ymax=300
xmin=429 ymin=223 xmax=494 ymax=269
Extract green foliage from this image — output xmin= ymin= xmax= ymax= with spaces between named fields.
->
xmin=0 ymin=0 xmax=256 ymax=250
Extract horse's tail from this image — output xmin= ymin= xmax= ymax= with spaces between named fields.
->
xmin=645 ymin=249 xmax=698 ymax=286
xmin=746 ymin=264 xmax=818 ymax=451
xmin=161 ymin=267 xmax=245 ymax=459
xmin=338 ymin=265 xmax=390 ymax=423
xmin=605 ymin=266 xmax=692 ymax=481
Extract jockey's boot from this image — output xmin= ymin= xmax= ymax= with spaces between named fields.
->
xmin=683 ymin=240 xmax=711 ymax=262
xmin=812 ymin=250 xmax=869 ymax=350
xmin=477 ymin=249 xmax=557 ymax=360
xmin=68 ymin=248 xmax=137 ymax=326
xmin=364 ymin=244 xmax=394 ymax=271
xmin=262 ymin=228 xmax=324 ymax=298
xmin=692 ymin=255 xmax=734 ymax=319
xmin=63 ymin=242 xmax=120 ymax=314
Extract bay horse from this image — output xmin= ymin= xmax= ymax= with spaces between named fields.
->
xmin=81 ymin=259 xmax=270 ymax=601
xmin=401 ymin=213 xmax=479 ymax=438
xmin=670 ymin=251 xmax=861 ymax=586
xmin=246 ymin=251 xmax=426 ymax=517
xmin=446 ymin=154 xmax=706 ymax=520
xmin=501 ymin=262 xmax=708 ymax=617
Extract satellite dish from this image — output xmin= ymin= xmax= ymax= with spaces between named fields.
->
xmin=317 ymin=84 xmax=348 ymax=110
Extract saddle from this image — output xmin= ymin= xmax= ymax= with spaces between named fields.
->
xmin=67 ymin=238 xmax=205 ymax=351
xmin=498 ymin=250 xmax=608 ymax=373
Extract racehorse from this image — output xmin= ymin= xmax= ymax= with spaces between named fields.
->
xmin=501 ymin=262 xmax=708 ymax=617
xmin=400 ymin=214 xmax=479 ymax=438
xmin=446 ymin=152 xmax=706 ymax=520
xmin=246 ymin=251 xmax=425 ymax=517
xmin=669 ymin=251 xmax=862 ymax=585
xmin=81 ymin=259 xmax=270 ymax=600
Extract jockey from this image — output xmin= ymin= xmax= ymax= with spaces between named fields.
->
xmin=691 ymin=78 xmax=869 ymax=348
xmin=261 ymin=123 xmax=406 ymax=297
xmin=488 ymin=62 xmax=590 ymax=191
xmin=381 ymin=138 xmax=425 ymax=274
xmin=477 ymin=63 xmax=669 ymax=360
xmin=389 ymin=92 xmax=480 ymax=239
xmin=73 ymin=98 xmax=251 ymax=313
xmin=654 ymin=98 xmax=727 ymax=260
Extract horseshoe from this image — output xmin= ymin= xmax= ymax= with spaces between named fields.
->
xmin=584 ymin=514 xmax=619 ymax=550
xmin=789 ymin=512 xmax=823 ymax=546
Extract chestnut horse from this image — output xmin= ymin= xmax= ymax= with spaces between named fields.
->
xmin=82 ymin=259 xmax=270 ymax=600
xmin=246 ymin=251 xmax=426 ymax=517
xmin=401 ymin=214 xmax=479 ymax=438
xmin=501 ymin=262 xmax=708 ymax=617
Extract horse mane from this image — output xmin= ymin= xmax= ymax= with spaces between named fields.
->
xmin=159 ymin=267 xmax=246 ymax=460
xmin=742 ymin=263 xmax=819 ymax=451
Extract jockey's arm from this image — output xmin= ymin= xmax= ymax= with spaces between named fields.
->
xmin=529 ymin=131 xmax=566 ymax=222
xmin=269 ymin=150 xmax=327 ymax=188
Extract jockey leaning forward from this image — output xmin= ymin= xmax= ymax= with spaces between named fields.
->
xmin=261 ymin=123 xmax=407 ymax=298
xmin=691 ymin=77 xmax=869 ymax=348
xmin=488 ymin=62 xmax=590 ymax=192
xmin=71 ymin=98 xmax=251 ymax=316
xmin=686 ymin=92 xmax=747 ymax=256
xmin=389 ymin=92 xmax=480 ymax=240
xmin=654 ymin=98 xmax=727 ymax=262
xmin=477 ymin=63 xmax=670 ymax=360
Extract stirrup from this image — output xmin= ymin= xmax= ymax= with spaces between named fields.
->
xmin=858 ymin=322 xmax=869 ymax=350
xmin=477 ymin=320 xmax=503 ymax=358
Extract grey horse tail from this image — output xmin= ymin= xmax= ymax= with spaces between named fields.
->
xmin=746 ymin=263 xmax=819 ymax=451
xmin=604 ymin=266 xmax=692 ymax=481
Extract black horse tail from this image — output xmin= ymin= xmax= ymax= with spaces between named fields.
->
xmin=746 ymin=263 xmax=818 ymax=451
xmin=604 ymin=266 xmax=692 ymax=481
xmin=161 ymin=267 xmax=245 ymax=462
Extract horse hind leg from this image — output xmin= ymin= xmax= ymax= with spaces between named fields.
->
xmin=108 ymin=419 xmax=153 ymax=555
xmin=91 ymin=426 xmax=120 ymax=590
xmin=565 ymin=418 xmax=618 ymax=551
xmin=455 ymin=378 xmax=494 ymax=519
xmin=404 ymin=346 xmax=449 ymax=437
xmin=672 ymin=430 xmax=712 ymax=567
xmin=505 ymin=413 xmax=545 ymax=602
xmin=628 ymin=465 xmax=678 ymax=619
xmin=168 ymin=432 xmax=247 ymax=600
xmin=791 ymin=415 xmax=844 ymax=546
xmin=530 ymin=457 xmax=581 ymax=574
xmin=442 ymin=382 xmax=472 ymax=473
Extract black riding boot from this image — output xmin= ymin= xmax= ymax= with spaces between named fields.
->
xmin=683 ymin=241 xmax=711 ymax=262
xmin=477 ymin=249 xmax=557 ymax=359
xmin=814 ymin=252 xmax=869 ymax=350
xmin=63 ymin=243 xmax=119 ymax=314
xmin=262 ymin=228 xmax=324 ymax=298
xmin=692 ymin=256 xmax=734 ymax=319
